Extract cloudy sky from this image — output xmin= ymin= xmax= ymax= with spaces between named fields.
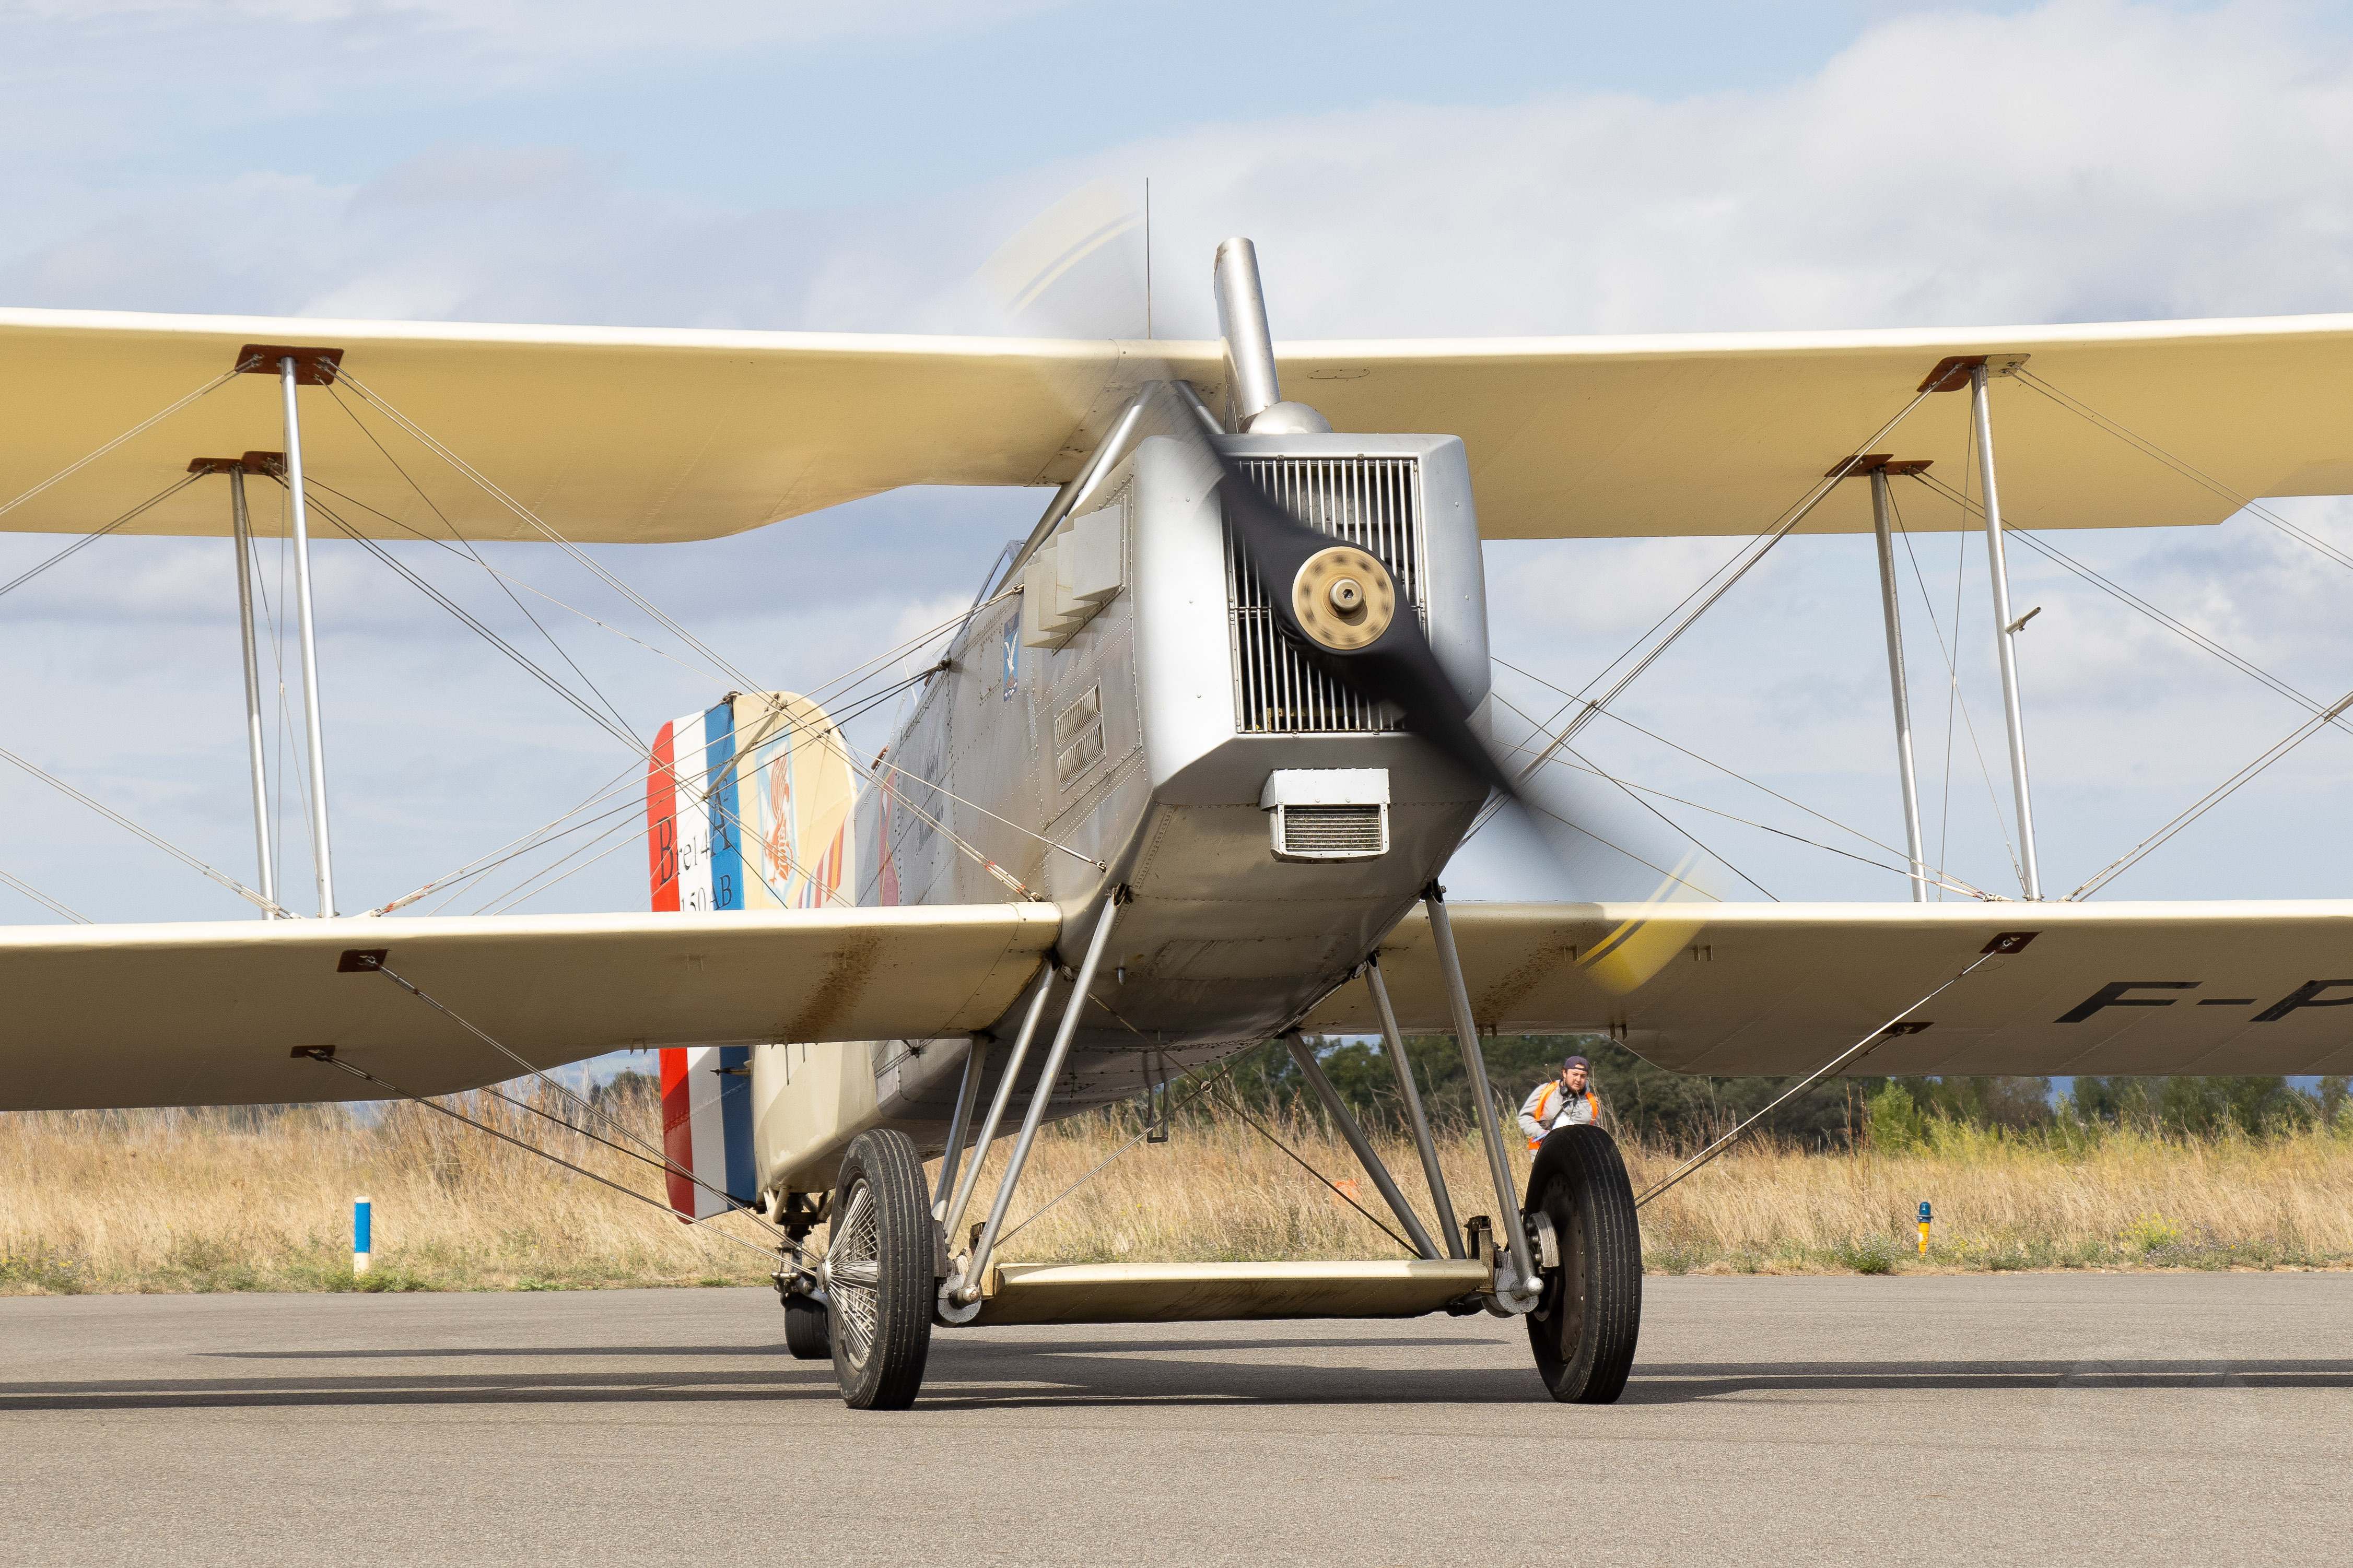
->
xmin=7 ymin=0 xmax=2353 ymax=933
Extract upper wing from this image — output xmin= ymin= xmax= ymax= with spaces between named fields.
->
xmin=5 ymin=305 xmax=2351 ymax=543
xmin=1308 ymin=900 xmax=2353 ymax=1077
xmin=0 ymin=903 xmax=1058 ymax=1112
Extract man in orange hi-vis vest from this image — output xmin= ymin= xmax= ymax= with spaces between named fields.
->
xmin=1518 ymin=1055 xmax=1600 ymax=1150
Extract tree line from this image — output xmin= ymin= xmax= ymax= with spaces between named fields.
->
xmin=1213 ymin=1034 xmax=2352 ymax=1148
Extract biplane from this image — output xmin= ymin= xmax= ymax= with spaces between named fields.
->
xmin=5 ymin=235 xmax=2353 ymax=1409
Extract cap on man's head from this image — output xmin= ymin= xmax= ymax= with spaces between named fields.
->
xmin=1561 ymin=1055 xmax=1589 ymax=1073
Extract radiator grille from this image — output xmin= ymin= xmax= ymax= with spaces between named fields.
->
xmin=1226 ymin=456 xmax=1425 ymax=734
xmin=1277 ymin=804 xmax=1387 ymax=857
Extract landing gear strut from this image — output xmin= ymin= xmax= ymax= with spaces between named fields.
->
xmin=824 ymin=1129 xmax=936 ymax=1409
xmin=1524 ymin=1125 xmax=1643 ymax=1404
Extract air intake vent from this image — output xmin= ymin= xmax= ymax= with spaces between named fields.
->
xmin=1226 ymin=457 xmax=1424 ymax=734
xmin=1271 ymin=804 xmax=1388 ymax=861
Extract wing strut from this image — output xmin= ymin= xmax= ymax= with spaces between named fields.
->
xmin=1969 ymin=359 xmax=2044 ymax=900
xmin=944 ymin=889 xmax=1123 ymax=1317
xmin=270 ymin=352 xmax=341 ymax=916
xmin=1366 ymin=954 xmax=1464 ymax=1258
xmin=1423 ymin=881 xmax=1540 ymax=1311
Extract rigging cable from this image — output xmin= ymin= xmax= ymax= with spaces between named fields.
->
xmin=323 ymin=390 xmax=637 ymax=741
xmin=0 ymin=868 xmax=89 ymax=923
xmin=302 ymin=1048 xmax=786 ymax=1264
xmin=0 ymin=746 xmax=289 ymax=917
xmin=1908 ymin=469 xmax=2353 ymax=739
xmin=1633 ymin=947 xmax=2006 ymax=1208
xmin=2011 ymin=368 xmax=2353 ymax=578
xmin=1488 ymin=717 xmax=1987 ymax=899
xmin=1907 ymin=462 xmax=2023 ymax=893
xmin=1492 ymin=656 xmax=1994 ymax=900
xmin=0 ymin=472 xmax=208 ymax=602
xmin=0 ymin=364 xmax=244 ymax=525
xmin=1486 ymin=693 xmax=1770 ymax=899
xmin=1463 ymin=388 xmax=1942 ymax=851
xmin=2068 ymin=688 xmax=2353 ymax=899
xmin=1501 ymin=387 xmax=1941 ymax=788
xmin=354 ymin=955 xmax=795 ymax=1244
xmin=1212 ymin=1083 xmax=1416 ymax=1256
xmin=989 ymin=1056 xmax=1248 ymax=1249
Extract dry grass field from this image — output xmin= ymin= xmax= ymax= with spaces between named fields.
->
xmin=5 ymin=1086 xmax=2351 ymax=1294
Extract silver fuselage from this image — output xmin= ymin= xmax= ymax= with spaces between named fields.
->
xmin=755 ymin=429 xmax=1490 ymax=1196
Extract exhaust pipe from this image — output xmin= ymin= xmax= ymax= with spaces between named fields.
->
xmin=1212 ymin=238 xmax=1329 ymax=435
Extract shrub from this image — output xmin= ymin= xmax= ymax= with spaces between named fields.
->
xmin=1866 ymin=1083 xmax=1922 ymax=1153
xmin=1830 ymin=1234 xmax=1897 ymax=1275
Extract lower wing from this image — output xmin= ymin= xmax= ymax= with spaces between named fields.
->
xmin=1313 ymin=900 xmax=2353 ymax=1077
xmin=0 ymin=904 xmax=1059 ymax=1111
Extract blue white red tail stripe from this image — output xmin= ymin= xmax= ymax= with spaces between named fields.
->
xmin=660 ymin=1044 xmax=753 ymax=1222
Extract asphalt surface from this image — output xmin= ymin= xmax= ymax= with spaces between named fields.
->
xmin=3 ymin=1274 xmax=2347 ymax=1566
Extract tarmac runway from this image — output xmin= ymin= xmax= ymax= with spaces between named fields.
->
xmin=3 ymin=1273 xmax=2347 ymax=1566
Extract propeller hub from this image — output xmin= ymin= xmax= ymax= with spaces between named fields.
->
xmin=1292 ymin=546 xmax=1396 ymax=652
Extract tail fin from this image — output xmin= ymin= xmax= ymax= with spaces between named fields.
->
xmin=659 ymin=1044 xmax=755 ymax=1222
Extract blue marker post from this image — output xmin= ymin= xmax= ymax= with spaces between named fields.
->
xmin=354 ymin=1195 xmax=372 ymax=1276
xmin=1917 ymin=1199 xmax=1931 ymax=1257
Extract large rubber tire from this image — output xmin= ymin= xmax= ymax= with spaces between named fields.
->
xmin=825 ymin=1130 xmax=936 ymax=1410
xmin=1524 ymin=1124 xmax=1643 ymax=1404
xmin=782 ymin=1294 xmax=830 ymax=1361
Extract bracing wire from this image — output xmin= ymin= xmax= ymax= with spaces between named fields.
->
xmin=2067 ymin=690 xmax=2353 ymax=899
xmin=1465 ymin=387 xmax=1942 ymax=850
xmin=0 ymin=745 xmax=289 ymax=916
xmin=1491 ymin=656 xmax=1994 ymax=899
xmin=0 ymin=472 xmax=208 ymax=602
xmin=330 ymin=367 xmax=772 ymax=695
xmin=989 ymin=1057 xmax=1249 ymax=1249
xmin=356 ymin=957 xmax=795 ymax=1245
xmin=305 ymin=1048 xmax=785 ymax=1265
xmin=1487 ymin=714 xmax=1988 ymax=899
xmin=0 ymin=868 xmax=89 ymax=923
xmin=1634 ymin=949 xmax=2004 ymax=1207
xmin=323 ymin=387 xmax=637 ymax=741
xmin=1909 ymin=468 xmax=2353 ymax=740
xmin=0 ymin=364 xmax=244 ymax=525
xmin=1508 ymin=387 xmax=1941 ymax=776
xmin=1903 ymin=464 xmax=2353 ymax=898
xmin=2011 ymin=368 xmax=2353 ymax=579
xmin=1485 ymin=694 xmax=1770 ymax=899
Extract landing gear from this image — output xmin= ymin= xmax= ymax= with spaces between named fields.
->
xmin=782 ymin=1295 xmax=830 ymax=1360
xmin=1524 ymin=1125 xmax=1642 ymax=1404
xmin=824 ymin=1129 xmax=936 ymax=1409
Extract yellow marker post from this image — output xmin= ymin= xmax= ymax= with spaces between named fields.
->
xmin=1917 ymin=1199 xmax=1931 ymax=1257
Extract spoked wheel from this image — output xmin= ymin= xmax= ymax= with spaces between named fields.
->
xmin=1524 ymin=1124 xmax=1643 ymax=1404
xmin=824 ymin=1130 xmax=935 ymax=1410
xmin=782 ymin=1294 xmax=830 ymax=1361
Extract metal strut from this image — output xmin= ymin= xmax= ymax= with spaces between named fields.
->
xmin=941 ymin=963 xmax=1057 ymax=1246
xmin=227 ymin=467 xmax=277 ymax=915
xmin=931 ymin=1036 xmax=990 ymax=1218
xmin=946 ymin=891 xmax=1123 ymax=1311
xmin=1972 ymin=364 xmax=2041 ymax=900
xmin=1282 ymin=1032 xmax=1439 ymax=1259
xmin=279 ymin=358 xmax=336 ymax=916
xmin=1366 ymin=954 xmax=1463 ymax=1258
xmin=1870 ymin=467 xmax=1929 ymax=902
xmin=1422 ymin=882 xmax=1539 ymax=1308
